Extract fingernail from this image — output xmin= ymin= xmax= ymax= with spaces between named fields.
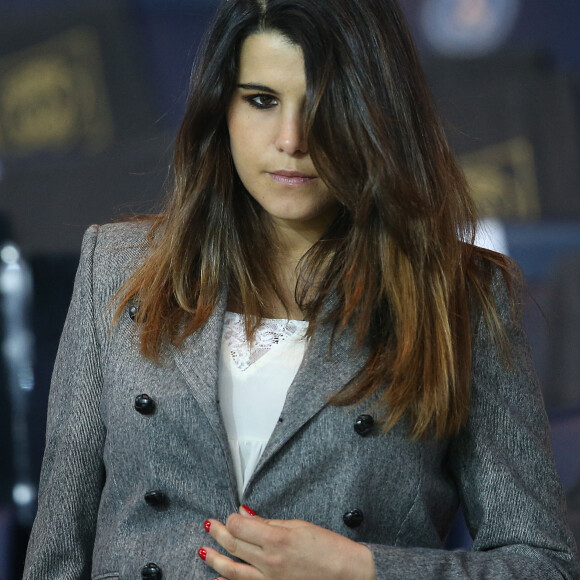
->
xmin=198 ymin=548 xmax=207 ymax=561
xmin=203 ymin=520 xmax=211 ymax=532
xmin=241 ymin=505 xmax=256 ymax=516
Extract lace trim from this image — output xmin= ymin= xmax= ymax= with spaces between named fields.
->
xmin=223 ymin=311 xmax=308 ymax=371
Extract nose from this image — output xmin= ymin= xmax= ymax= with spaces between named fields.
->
xmin=275 ymin=113 xmax=307 ymax=155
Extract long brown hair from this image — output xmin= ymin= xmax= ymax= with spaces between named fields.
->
xmin=116 ymin=0 xmax=515 ymax=439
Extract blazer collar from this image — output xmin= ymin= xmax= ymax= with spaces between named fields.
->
xmin=170 ymin=289 xmax=238 ymax=498
xmin=172 ymin=288 xmax=226 ymax=410
xmin=171 ymin=292 xmax=370 ymax=497
xmin=248 ymin=313 xmax=370 ymax=488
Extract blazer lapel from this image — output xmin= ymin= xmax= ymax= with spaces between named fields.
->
xmin=170 ymin=290 xmax=239 ymax=496
xmin=171 ymin=291 xmax=372 ymax=501
xmin=249 ymin=316 xmax=370 ymax=483
xmin=172 ymin=290 xmax=226 ymax=414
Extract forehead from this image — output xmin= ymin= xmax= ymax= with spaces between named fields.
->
xmin=237 ymin=31 xmax=305 ymax=88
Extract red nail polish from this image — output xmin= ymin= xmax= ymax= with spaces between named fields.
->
xmin=203 ymin=520 xmax=211 ymax=532
xmin=198 ymin=548 xmax=207 ymax=561
xmin=241 ymin=505 xmax=256 ymax=516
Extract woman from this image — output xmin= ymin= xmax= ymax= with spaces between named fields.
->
xmin=24 ymin=0 xmax=579 ymax=578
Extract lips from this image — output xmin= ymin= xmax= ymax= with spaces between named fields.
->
xmin=268 ymin=170 xmax=316 ymax=186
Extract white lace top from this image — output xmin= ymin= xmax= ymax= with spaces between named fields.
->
xmin=218 ymin=312 xmax=309 ymax=498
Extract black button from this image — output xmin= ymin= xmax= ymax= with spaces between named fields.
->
xmin=144 ymin=489 xmax=166 ymax=507
xmin=141 ymin=562 xmax=162 ymax=579
xmin=343 ymin=509 xmax=364 ymax=528
xmin=135 ymin=394 xmax=156 ymax=415
xmin=128 ymin=303 xmax=139 ymax=321
xmin=354 ymin=414 xmax=374 ymax=436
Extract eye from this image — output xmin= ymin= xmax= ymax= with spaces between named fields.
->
xmin=244 ymin=93 xmax=278 ymax=110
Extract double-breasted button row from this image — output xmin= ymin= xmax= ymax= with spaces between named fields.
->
xmin=141 ymin=562 xmax=162 ymax=579
xmin=141 ymin=492 xmax=165 ymax=578
xmin=128 ymin=303 xmax=139 ymax=321
xmin=343 ymin=508 xmax=364 ymax=528
xmin=348 ymin=416 xmax=370 ymax=529
xmin=144 ymin=489 xmax=166 ymax=507
xmin=135 ymin=394 xmax=156 ymax=415
xmin=354 ymin=414 xmax=374 ymax=436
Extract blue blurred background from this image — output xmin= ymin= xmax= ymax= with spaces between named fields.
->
xmin=0 ymin=1 xmax=579 ymax=577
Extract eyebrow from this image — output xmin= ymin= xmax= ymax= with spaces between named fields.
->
xmin=237 ymin=83 xmax=279 ymax=95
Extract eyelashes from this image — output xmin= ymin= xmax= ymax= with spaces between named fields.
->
xmin=243 ymin=93 xmax=278 ymax=110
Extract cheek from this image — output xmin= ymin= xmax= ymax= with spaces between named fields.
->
xmin=227 ymin=108 xmax=253 ymax=147
xmin=227 ymin=120 xmax=240 ymax=152
xmin=228 ymin=120 xmax=254 ymax=168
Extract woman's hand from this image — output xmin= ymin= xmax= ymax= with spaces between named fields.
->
xmin=198 ymin=506 xmax=377 ymax=580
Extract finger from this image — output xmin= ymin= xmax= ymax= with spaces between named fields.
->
xmin=266 ymin=518 xmax=303 ymax=529
xmin=239 ymin=505 xmax=257 ymax=517
xmin=226 ymin=512 xmax=280 ymax=548
xmin=198 ymin=545 xmax=262 ymax=580
xmin=237 ymin=506 xmax=272 ymax=525
xmin=206 ymin=517 xmax=263 ymax=561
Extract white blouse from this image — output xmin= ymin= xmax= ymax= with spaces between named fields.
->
xmin=218 ymin=312 xmax=308 ymax=498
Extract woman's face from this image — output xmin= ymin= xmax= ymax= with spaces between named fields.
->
xmin=227 ymin=31 xmax=338 ymax=239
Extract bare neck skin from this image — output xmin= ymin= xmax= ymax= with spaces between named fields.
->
xmin=227 ymin=209 xmax=337 ymax=321
xmin=268 ymin=212 xmax=336 ymax=320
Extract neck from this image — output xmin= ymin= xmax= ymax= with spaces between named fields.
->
xmin=267 ymin=221 xmax=331 ymax=321
xmin=229 ymin=211 xmax=338 ymax=320
xmin=269 ymin=211 xmax=338 ymax=268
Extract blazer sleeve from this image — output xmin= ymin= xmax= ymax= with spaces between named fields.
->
xmin=24 ymin=225 xmax=105 ymax=579
xmin=367 ymin=266 xmax=580 ymax=579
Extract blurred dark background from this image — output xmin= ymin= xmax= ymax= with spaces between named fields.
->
xmin=0 ymin=0 xmax=579 ymax=577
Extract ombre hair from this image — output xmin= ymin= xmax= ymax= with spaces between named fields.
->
xmin=116 ymin=0 xmax=515 ymax=439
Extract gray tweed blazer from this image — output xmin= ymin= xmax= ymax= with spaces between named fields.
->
xmin=24 ymin=223 xmax=580 ymax=579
